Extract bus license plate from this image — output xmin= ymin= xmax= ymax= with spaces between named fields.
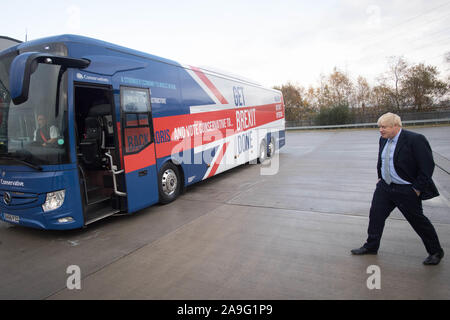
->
xmin=4 ymin=213 xmax=20 ymax=224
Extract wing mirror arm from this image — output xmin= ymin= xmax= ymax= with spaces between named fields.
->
xmin=9 ymin=52 xmax=90 ymax=105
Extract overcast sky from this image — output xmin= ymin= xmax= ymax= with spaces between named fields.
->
xmin=2 ymin=0 xmax=449 ymax=88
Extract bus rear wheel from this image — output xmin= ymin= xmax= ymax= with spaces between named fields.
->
xmin=158 ymin=162 xmax=181 ymax=204
xmin=268 ymin=138 xmax=275 ymax=158
xmin=257 ymin=140 xmax=267 ymax=164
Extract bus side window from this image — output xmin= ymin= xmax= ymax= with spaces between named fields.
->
xmin=120 ymin=86 xmax=152 ymax=154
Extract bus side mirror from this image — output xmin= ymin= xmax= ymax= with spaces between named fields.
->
xmin=9 ymin=52 xmax=90 ymax=105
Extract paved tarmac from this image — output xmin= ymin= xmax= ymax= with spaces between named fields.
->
xmin=0 ymin=126 xmax=449 ymax=300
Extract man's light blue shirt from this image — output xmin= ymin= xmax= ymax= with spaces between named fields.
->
xmin=381 ymin=129 xmax=411 ymax=185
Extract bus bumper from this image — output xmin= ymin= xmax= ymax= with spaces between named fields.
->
xmin=1 ymin=208 xmax=84 ymax=230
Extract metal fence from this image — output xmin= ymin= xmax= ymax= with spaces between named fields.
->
xmin=286 ymin=108 xmax=450 ymax=129
xmin=286 ymin=118 xmax=450 ymax=130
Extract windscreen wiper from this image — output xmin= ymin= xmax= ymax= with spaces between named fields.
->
xmin=0 ymin=154 xmax=43 ymax=171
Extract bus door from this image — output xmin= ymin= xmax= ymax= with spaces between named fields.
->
xmin=120 ymin=86 xmax=159 ymax=213
xmin=74 ymin=84 xmax=122 ymax=224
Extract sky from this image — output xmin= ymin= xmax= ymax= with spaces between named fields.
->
xmin=1 ymin=0 xmax=449 ymax=88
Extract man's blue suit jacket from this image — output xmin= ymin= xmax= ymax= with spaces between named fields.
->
xmin=377 ymin=129 xmax=439 ymax=200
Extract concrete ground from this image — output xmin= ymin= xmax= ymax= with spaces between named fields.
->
xmin=0 ymin=126 xmax=449 ymax=300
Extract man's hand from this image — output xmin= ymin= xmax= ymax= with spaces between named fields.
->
xmin=413 ymin=188 xmax=421 ymax=197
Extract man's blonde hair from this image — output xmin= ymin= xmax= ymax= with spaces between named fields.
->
xmin=377 ymin=112 xmax=402 ymax=127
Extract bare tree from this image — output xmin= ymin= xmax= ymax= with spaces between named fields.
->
xmin=386 ymin=56 xmax=408 ymax=111
xmin=445 ymin=52 xmax=450 ymax=82
xmin=354 ymin=76 xmax=371 ymax=113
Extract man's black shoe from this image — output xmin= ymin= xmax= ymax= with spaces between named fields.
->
xmin=423 ymin=250 xmax=444 ymax=265
xmin=351 ymin=247 xmax=378 ymax=255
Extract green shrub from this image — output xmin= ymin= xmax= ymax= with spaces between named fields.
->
xmin=315 ymin=104 xmax=354 ymax=125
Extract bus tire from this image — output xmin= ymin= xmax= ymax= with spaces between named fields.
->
xmin=257 ymin=140 xmax=267 ymax=164
xmin=268 ymin=138 xmax=275 ymax=158
xmin=158 ymin=162 xmax=181 ymax=204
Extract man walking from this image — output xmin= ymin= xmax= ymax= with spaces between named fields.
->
xmin=351 ymin=112 xmax=444 ymax=265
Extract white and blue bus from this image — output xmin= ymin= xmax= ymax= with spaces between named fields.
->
xmin=0 ymin=35 xmax=285 ymax=230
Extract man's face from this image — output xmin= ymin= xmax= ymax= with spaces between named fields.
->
xmin=379 ymin=123 xmax=400 ymax=139
xmin=37 ymin=115 xmax=47 ymax=128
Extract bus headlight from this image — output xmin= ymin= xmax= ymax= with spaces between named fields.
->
xmin=42 ymin=190 xmax=66 ymax=212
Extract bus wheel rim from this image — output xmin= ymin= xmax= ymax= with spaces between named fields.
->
xmin=269 ymin=140 xmax=275 ymax=157
xmin=162 ymin=169 xmax=177 ymax=196
xmin=260 ymin=144 xmax=266 ymax=161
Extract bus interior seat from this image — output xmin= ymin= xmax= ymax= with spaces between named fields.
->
xmin=79 ymin=103 xmax=113 ymax=168
xmin=79 ymin=117 xmax=104 ymax=168
xmin=88 ymin=104 xmax=114 ymax=147
xmin=88 ymin=103 xmax=110 ymax=117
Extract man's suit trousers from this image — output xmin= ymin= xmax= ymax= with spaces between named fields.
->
xmin=364 ymin=180 xmax=442 ymax=255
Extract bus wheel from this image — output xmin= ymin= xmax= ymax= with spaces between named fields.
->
xmin=158 ymin=162 xmax=181 ymax=204
xmin=257 ymin=140 xmax=267 ymax=164
xmin=268 ymin=138 xmax=275 ymax=158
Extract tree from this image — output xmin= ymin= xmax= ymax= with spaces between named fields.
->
xmin=354 ymin=76 xmax=371 ymax=112
xmin=401 ymin=63 xmax=448 ymax=110
xmin=315 ymin=74 xmax=332 ymax=110
xmin=311 ymin=68 xmax=355 ymax=125
xmin=273 ymin=82 xmax=303 ymax=109
xmin=371 ymin=83 xmax=395 ymax=113
xmin=327 ymin=68 xmax=353 ymax=108
xmin=386 ymin=56 xmax=408 ymax=111
xmin=312 ymin=68 xmax=353 ymax=112
xmin=273 ymin=82 xmax=308 ymax=122
xmin=304 ymin=86 xmax=318 ymax=112
xmin=446 ymin=52 xmax=450 ymax=82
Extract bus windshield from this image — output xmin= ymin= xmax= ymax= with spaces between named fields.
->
xmin=0 ymin=50 xmax=69 ymax=167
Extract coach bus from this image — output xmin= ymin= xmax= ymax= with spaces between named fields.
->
xmin=0 ymin=34 xmax=285 ymax=230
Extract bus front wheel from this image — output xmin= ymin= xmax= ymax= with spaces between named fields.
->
xmin=158 ymin=162 xmax=181 ymax=204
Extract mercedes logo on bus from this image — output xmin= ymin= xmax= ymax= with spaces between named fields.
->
xmin=3 ymin=192 xmax=12 ymax=205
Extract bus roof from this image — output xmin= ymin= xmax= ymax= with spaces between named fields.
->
xmin=6 ymin=34 xmax=266 ymax=88
xmin=13 ymin=34 xmax=179 ymax=66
